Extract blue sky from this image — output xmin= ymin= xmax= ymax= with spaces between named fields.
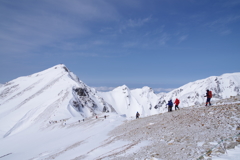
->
xmin=0 ymin=0 xmax=240 ymax=92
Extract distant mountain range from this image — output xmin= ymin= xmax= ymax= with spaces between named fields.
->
xmin=0 ymin=64 xmax=240 ymax=137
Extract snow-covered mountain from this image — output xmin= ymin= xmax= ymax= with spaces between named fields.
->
xmin=0 ymin=64 xmax=240 ymax=160
xmin=98 ymin=86 xmax=162 ymax=117
xmin=0 ymin=64 xmax=113 ymax=138
xmin=155 ymin=72 xmax=240 ymax=109
xmin=1 ymin=64 xmax=240 ymax=125
xmin=97 ymin=72 xmax=240 ymax=118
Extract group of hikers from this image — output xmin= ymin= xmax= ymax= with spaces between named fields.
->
xmin=166 ymin=89 xmax=212 ymax=112
xmin=95 ymin=115 xmax=107 ymax=119
xmin=167 ymin=98 xmax=180 ymax=112
xmin=136 ymin=89 xmax=212 ymax=117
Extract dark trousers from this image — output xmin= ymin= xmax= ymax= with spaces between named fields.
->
xmin=175 ymin=105 xmax=179 ymax=110
xmin=206 ymin=98 xmax=211 ymax=106
xmin=168 ymin=106 xmax=173 ymax=112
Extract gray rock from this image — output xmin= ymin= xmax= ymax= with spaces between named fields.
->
xmin=226 ymin=142 xmax=238 ymax=149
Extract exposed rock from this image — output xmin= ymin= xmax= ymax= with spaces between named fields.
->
xmin=225 ymin=142 xmax=238 ymax=149
xmin=75 ymin=88 xmax=87 ymax=96
xmin=108 ymin=99 xmax=240 ymax=159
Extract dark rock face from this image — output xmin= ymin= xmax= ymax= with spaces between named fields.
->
xmin=63 ymin=66 xmax=69 ymax=72
xmin=70 ymin=85 xmax=114 ymax=117
xmin=72 ymin=88 xmax=97 ymax=113
xmin=75 ymin=88 xmax=87 ymax=96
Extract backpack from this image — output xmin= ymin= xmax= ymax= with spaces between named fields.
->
xmin=209 ymin=91 xmax=212 ymax=98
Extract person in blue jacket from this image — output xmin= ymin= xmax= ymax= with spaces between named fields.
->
xmin=167 ymin=100 xmax=173 ymax=112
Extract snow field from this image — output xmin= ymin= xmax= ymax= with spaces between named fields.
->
xmin=0 ymin=113 xmax=126 ymax=160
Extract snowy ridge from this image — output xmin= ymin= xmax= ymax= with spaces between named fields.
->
xmin=99 ymin=73 xmax=240 ymax=118
xmin=155 ymin=72 xmax=240 ymax=109
xmin=0 ymin=64 xmax=111 ymax=138
xmin=99 ymin=86 xmax=162 ymax=117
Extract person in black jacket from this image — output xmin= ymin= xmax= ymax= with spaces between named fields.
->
xmin=136 ymin=112 xmax=140 ymax=119
xmin=204 ymin=89 xmax=212 ymax=106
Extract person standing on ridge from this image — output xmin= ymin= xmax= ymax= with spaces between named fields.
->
xmin=174 ymin=98 xmax=180 ymax=110
xmin=204 ymin=89 xmax=212 ymax=106
xmin=167 ymin=100 xmax=173 ymax=112
xmin=136 ymin=112 xmax=140 ymax=119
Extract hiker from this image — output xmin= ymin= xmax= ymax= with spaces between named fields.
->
xmin=136 ymin=112 xmax=140 ymax=119
xmin=167 ymin=100 xmax=173 ymax=112
xmin=204 ymin=89 xmax=212 ymax=106
xmin=174 ymin=98 xmax=180 ymax=110
xmin=104 ymin=115 xmax=107 ymax=119
xmin=96 ymin=116 xmax=98 ymax=119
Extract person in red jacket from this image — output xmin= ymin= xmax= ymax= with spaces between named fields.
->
xmin=174 ymin=98 xmax=180 ymax=110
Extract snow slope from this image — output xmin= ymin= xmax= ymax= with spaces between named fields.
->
xmin=98 ymin=86 xmax=162 ymax=117
xmin=0 ymin=64 xmax=112 ymax=138
xmin=0 ymin=112 xmax=126 ymax=160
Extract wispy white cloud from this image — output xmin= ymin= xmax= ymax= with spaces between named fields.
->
xmin=207 ymin=15 xmax=240 ymax=27
xmin=0 ymin=0 xmax=120 ymax=57
xmin=122 ymin=41 xmax=139 ymax=48
xmin=127 ymin=17 xmax=151 ymax=27
xmin=119 ymin=17 xmax=151 ymax=33
xmin=159 ymin=33 xmax=171 ymax=46
xmin=153 ymin=88 xmax=175 ymax=93
xmin=93 ymin=86 xmax=115 ymax=92
xmin=204 ymin=15 xmax=240 ymax=35
xmin=93 ymin=86 xmax=175 ymax=93
xmin=220 ymin=29 xmax=232 ymax=35
xmin=178 ymin=35 xmax=188 ymax=43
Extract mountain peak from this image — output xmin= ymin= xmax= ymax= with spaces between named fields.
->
xmin=112 ymin=85 xmax=129 ymax=92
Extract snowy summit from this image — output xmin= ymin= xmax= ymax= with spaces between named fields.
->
xmin=0 ymin=64 xmax=240 ymax=160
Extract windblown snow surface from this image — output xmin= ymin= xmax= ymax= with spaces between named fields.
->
xmin=0 ymin=64 xmax=240 ymax=160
